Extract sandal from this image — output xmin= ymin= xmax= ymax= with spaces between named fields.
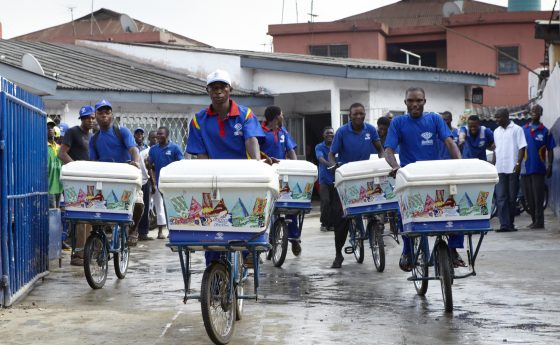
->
xmin=451 ymin=251 xmax=467 ymax=268
xmin=399 ymin=253 xmax=412 ymax=272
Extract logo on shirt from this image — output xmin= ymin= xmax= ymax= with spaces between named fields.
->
xmin=165 ymin=150 xmax=172 ymax=156
xmin=478 ymin=140 xmax=486 ymax=147
xmin=420 ymin=132 xmax=433 ymax=146
xmin=364 ymin=132 xmax=371 ymax=141
xmin=233 ymin=123 xmax=243 ymax=136
xmin=536 ymin=134 xmax=544 ymax=142
xmin=280 ymin=134 xmax=285 ymax=143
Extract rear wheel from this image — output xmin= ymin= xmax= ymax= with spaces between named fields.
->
xmin=83 ymin=233 xmax=108 ymax=289
xmin=436 ymin=242 xmax=454 ymax=312
xmin=413 ymin=236 xmax=429 ymax=296
xmin=201 ymin=262 xmax=235 ymax=345
xmin=351 ymin=218 xmax=364 ymax=264
xmin=113 ymin=225 xmax=129 ymax=279
xmin=271 ymin=219 xmax=288 ymax=268
xmin=368 ymin=221 xmax=385 ymax=272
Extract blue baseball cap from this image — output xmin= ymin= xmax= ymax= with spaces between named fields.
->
xmin=95 ymin=99 xmax=112 ymax=111
xmin=58 ymin=123 xmax=69 ymax=136
xmin=134 ymin=127 xmax=145 ymax=134
xmin=79 ymin=105 xmax=95 ymax=118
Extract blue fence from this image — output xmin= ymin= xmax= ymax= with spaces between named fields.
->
xmin=0 ymin=77 xmax=49 ymax=307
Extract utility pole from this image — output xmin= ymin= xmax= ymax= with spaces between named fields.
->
xmin=90 ymin=0 xmax=94 ymax=35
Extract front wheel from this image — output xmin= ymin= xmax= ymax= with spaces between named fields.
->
xmin=271 ymin=219 xmax=288 ymax=268
xmin=113 ymin=225 xmax=129 ymax=279
xmin=234 ymin=252 xmax=244 ymax=321
xmin=83 ymin=233 xmax=108 ymax=289
xmin=436 ymin=242 xmax=454 ymax=312
xmin=367 ymin=221 xmax=385 ymax=272
xmin=413 ymin=236 xmax=429 ymax=296
xmin=351 ymin=218 xmax=364 ymax=264
xmin=201 ymin=262 xmax=236 ymax=345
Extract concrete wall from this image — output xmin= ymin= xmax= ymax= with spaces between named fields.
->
xmin=446 ymin=21 xmax=544 ymax=106
xmin=273 ymin=31 xmax=386 ymax=60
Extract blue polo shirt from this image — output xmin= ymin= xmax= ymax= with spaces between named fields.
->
xmin=259 ymin=122 xmax=297 ymax=159
xmin=438 ymin=127 xmax=459 ymax=159
xmin=385 ymin=112 xmax=452 ymax=167
xmin=186 ymin=100 xmax=264 ymax=159
xmin=330 ymin=122 xmax=380 ymax=164
xmin=89 ymin=126 xmax=136 ymax=163
xmin=522 ymin=123 xmax=555 ymax=175
xmin=460 ymin=126 xmax=494 ymax=160
xmin=315 ymin=141 xmax=335 ymax=185
xmin=149 ymin=141 xmax=183 ymax=183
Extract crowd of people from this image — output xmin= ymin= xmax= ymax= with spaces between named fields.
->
xmin=46 ymin=69 xmax=555 ymax=271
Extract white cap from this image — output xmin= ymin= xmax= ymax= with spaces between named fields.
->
xmin=206 ymin=69 xmax=232 ymax=86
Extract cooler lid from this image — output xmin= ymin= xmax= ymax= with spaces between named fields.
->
xmin=159 ymin=160 xmax=277 ymax=184
xmin=335 ymin=155 xmax=399 ymax=183
xmin=60 ymin=161 xmax=141 ymax=182
xmin=274 ymin=160 xmax=318 ymax=177
xmin=395 ymin=159 xmax=498 ymax=189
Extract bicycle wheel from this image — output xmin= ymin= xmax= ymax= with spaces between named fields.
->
xmin=490 ymin=193 xmax=498 ymax=218
xmin=113 ymin=225 xmax=129 ymax=279
xmin=367 ymin=221 xmax=385 ymax=272
xmin=351 ymin=219 xmax=364 ymax=264
xmin=413 ymin=236 xmax=429 ymax=296
xmin=271 ymin=219 xmax=288 ymax=268
xmin=234 ymin=252 xmax=244 ymax=321
xmin=543 ymin=184 xmax=549 ymax=210
xmin=436 ymin=242 xmax=453 ymax=312
xmin=83 ymin=233 xmax=108 ymax=289
xmin=201 ymin=262 xmax=236 ymax=345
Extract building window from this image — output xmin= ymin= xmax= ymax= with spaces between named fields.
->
xmin=309 ymin=44 xmax=348 ymax=58
xmin=497 ymin=46 xmax=519 ymax=74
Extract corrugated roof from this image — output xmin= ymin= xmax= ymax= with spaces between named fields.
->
xmin=14 ymin=8 xmax=211 ymax=48
xmin=338 ymin=0 xmax=506 ymax=28
xmin=115 ymin=42 xmax=496 ymax=79
xmin=0 ymin=40 xmax=257 ymax=96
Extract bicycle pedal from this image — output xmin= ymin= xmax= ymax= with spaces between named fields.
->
xmin=344 ymin=246 xmax=354 ymax=254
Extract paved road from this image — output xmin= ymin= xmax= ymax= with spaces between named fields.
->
xmin=1 ymin=210 xmax=560 ymax=345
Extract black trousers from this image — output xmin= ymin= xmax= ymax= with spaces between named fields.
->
xmin=137 ymin=183 xmax=150 ymax=236
xmin=319 ymin=183 xmax=335 ymax=227
xmin=522 ymin=174 xmax=546 ymax=226
xmin=332 ymin=189 xmax=349 ymax=256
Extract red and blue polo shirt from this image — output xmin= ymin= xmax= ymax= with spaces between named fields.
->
xmin=522 ymin=123 xmax=555 ymax=175
xmin=259 ymin=122 xmax=297 ymax=159
xmin=186 ymin=100 xmax=264 ymax=159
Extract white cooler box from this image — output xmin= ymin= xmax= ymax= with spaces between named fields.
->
xmin=394 ymin=159 xmax=498 ymax=233
xmin=335 ymin=156 xmax=400 ymax=217
xmin=60 ymin=161 xmax=142 ymax=222
xmin=158 ymin=160 xmax=279 ymax=243
xmin=274 ymin=160 xmax=318 ymax=211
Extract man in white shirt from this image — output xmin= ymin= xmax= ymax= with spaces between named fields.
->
xmin=493 ymin=108 xmax=527 ymax=232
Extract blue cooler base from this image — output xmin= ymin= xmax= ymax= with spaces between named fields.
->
xmin=169 ymin=230 xmax=269 ymax=244
xmin=402 ymin=219 xmax=491 ymax=235
xmin=64 ymin=210 xmax=133 ymax=223
xmin=274 ymin=201 xmax=312 ymax=210
xmin=344 ymin=202 xmax=399 ymax=217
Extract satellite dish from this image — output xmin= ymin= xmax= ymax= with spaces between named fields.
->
xmin=443 ymin=1 xmax=464 ymax=18
xmin=120 ymin=14 xmax=138 ymax=33
xmin=21 ymin=53 xmax=45 ymax=76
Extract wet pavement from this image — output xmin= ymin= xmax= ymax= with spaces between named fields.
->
xmin=1 ymin=209 xmax=560 ymax=345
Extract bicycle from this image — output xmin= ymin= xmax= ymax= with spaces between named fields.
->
xmin=167 ymin=241 xmax=269 ymax=345
xmin=268 ymin=207 xmax=309 ymax=268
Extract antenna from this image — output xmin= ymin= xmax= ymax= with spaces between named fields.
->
xmin=120 ymin=14 xmax=138 ymax=33
xmin=68 ymin=6 xmax=76 ymax=37
xmin=21 ymin=53 xmax=45 ymax=76
xmin=308 ymin=0 xmax=318 ymax=23
xmin=442 ymin=1 xmax=464 ymax=18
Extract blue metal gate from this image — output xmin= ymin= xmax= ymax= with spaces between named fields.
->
xmin=0 ymin=77 xmax=49 ymax=307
